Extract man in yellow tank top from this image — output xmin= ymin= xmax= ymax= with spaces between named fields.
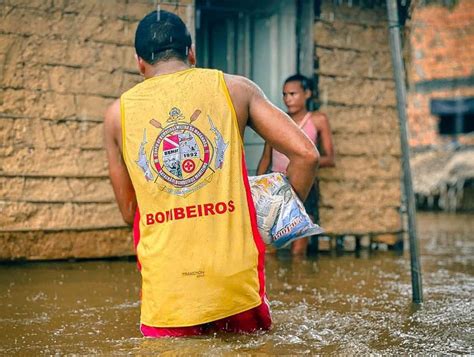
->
xmin=104 ymin=10 xmax=319 ymax=337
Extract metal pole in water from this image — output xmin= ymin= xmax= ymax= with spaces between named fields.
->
xmin=386 ymin=0 xmax=423 ymax=303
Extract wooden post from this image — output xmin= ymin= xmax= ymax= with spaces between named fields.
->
xmin=386 ymin=0 xmax=423 ymax=303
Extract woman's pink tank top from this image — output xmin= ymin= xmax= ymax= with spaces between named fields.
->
xmin=271 ymin=112 xmax=317 ymax=173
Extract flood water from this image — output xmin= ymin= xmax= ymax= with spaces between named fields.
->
xmin=1 ymin=212 xmax=473 ymax=355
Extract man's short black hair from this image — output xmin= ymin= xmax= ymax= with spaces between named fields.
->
xmin=284 ymin=74 xmax=312 ymax=91
xmin=135 ymin=10 xmax=192 ymax=64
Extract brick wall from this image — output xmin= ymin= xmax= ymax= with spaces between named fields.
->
xmin=314 ymin=1 xmax=403 ymax=235
xmin=0 ymin=0 xmax=194 ymax=260
xmin=406 ymin=0 xmax=474 ymax=148
xmin=0 ymin=0 xmax=403 ymax=259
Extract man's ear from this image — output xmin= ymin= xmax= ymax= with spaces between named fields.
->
xmin=304 ymin=89 xmax=312 ymax=100
xmin=188 ymin=45 xmax=196 ymax=66
xmin=135 ymin=54 xmax=146 ymax=76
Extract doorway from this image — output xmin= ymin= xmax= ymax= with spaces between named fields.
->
xmin=196 ymin=0 xmax=305 ymax=175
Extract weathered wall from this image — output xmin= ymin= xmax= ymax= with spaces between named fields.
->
xmin=0 ymin=0 xmax=194 ymax=260
xmin=406 ymin=0 xmax=474 ymax=148
xmin=0 ymin=0 xmax=403 ymax=258
xmin=314 ymin=1 xmax=403 ymax=235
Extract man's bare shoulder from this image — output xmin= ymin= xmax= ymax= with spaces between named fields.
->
xmin=104 ymin=99 xmax=121 ymax=136
xmin=105 ymin=98 xmax=121 ymax=121
xmin=223 ymin=73 xmax=260 ymax=99
xmin=222 ymin=74 xmax=261 ymax=128
xmin=223 ymin=73 xmax=252 ymax=86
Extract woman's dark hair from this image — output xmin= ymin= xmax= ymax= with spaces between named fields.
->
xmin=135 ymin=10 xmax=192 ymax=64
xmin=284 ymin=74 xmax=313 ymax=91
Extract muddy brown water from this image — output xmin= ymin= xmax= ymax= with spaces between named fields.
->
xmin=1 ymin=212 xmax=473 ymax=355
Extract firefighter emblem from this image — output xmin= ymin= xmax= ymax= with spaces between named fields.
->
xmin=136 ymin=107 xmax=228 ymax=196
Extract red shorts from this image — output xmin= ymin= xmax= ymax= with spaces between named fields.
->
xmin=140 ymin=299 xmax=272 ymax=338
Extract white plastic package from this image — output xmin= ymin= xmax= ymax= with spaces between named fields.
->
xmin=249 ymin=173 xmax=324 ymax=248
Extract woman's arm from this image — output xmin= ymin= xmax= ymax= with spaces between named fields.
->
xmin=313 ymin=112 xmax=335 ymax=168
xmin=256 ymin=142 xmax=272 ymax=175
xmin=224 ymin=74 xmax=319 ymax=200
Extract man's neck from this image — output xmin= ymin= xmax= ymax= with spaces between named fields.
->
xmin=144 ymin=60 xmax=191 ymax=78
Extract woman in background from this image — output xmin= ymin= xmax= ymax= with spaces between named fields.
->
xmin=257 ymin=74 xmax=335 ymax=255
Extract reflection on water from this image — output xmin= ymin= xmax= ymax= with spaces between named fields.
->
xmin=0 ymin=212 xmax=473 ymax=355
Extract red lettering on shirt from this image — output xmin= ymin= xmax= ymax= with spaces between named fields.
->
xmin=174 ymin=207 xmax=185 ymax=220
xmin=144 ymin=201 xmax=236 ymax=226
xmin=215 ymin=202 xmax=227 ymax=214
xmin=146 ymin=214 xmax=155 ymax=225
xmin=155 ymin=212 xmax=165 ymax=223
xmin=203 ymin=203 xmax=215 ymax=216
xmin=228 ymin=200 xmax=235 ymax=212
xmin=186 ymin=205 xmax=197 ymax=218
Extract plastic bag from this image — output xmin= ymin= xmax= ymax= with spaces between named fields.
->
xmin=249 ymin=173 xmax=324 ymax=248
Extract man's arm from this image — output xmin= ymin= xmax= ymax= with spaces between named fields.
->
xmin=104 ymin=99 xmax=137 ymax=225
xmin=225 ymin=75 xmax=319 ymax=200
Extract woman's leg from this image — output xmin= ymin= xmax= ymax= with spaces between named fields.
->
xmin=291 ymin=237 xmax=309 ymax=255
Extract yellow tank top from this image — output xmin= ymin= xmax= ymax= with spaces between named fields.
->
xmin=120 ymin=68 xmax=265 ymax=327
